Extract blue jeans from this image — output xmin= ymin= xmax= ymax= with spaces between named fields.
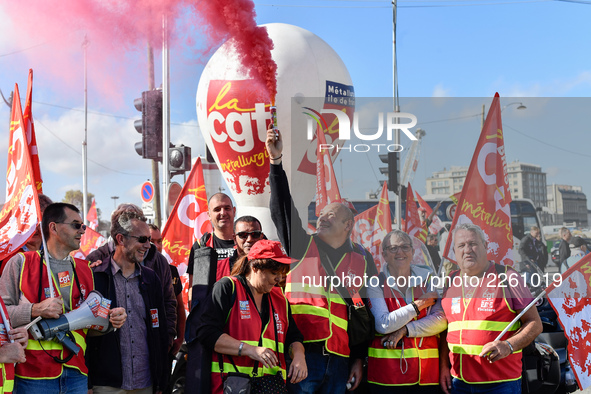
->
xmin=287 ymin=351 xmax=349 ymax=394
xmin=15 ymin=366 xmax=88 ymax=394
xmin=452 ymin=378 xmax=521 ymax=394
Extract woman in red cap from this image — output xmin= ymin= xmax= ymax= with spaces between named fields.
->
xmin=197 ymin=239 xmax=308 ymax=393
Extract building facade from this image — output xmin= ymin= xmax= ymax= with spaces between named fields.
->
xmin=547 ymin=184 xmax=588 ymax=227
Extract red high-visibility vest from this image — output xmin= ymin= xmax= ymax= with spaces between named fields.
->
xmin=0 ymin=298 xmax=14 ymax=394
xmin=16 ymin=251 xmax=94 ymax=379
xmin=210 ymin=277 xmax=289 ymax=393
xmin=285 ymin=238 xmax=368 ymax=357
xmin=367 ymin=275 xmax=439 ymax=386
xmin=442 ymin=264 xmax=522 ymax=383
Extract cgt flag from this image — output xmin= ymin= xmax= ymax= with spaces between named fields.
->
xmin=403 ymin=183 xmax=427 ymax=242
xmin=0 ymin=83 xmax=41 ymax=261
xmin=87 ymin=198 xmax=99 ymax=231
xmin=443 ymin=93 xmax=513 ymax=266
xmin=72 ymin=227 xmax=106 ymax=259
xmin=351 ymin=182 xmax=392 ymax=272
xmin=415 ymin=191 xmax=444 ymax=235
xmin=546 ymin=253 xmax=591 ymax=390
xmin=161 ymin=158 xmax=212 ymax=309
xmin=23 ymin=69 xmax=43 ymax=193
xmin=315 ymin=124 xmax=342 ymax=216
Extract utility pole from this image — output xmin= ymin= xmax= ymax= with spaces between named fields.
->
xmin=82 ymin=35 xmax=90 ymax=225
xmin=392 ymin=0 xmax=401 ymax=229
xmin=147 ymin=44 xmax=162 ymax=228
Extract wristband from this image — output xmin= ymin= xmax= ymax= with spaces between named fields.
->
xmin=410 ymin=301 xmax=420 ymax=315
xmin=270 ymin=154 xmax=282 ymax=161
xmin=505 ymin=340 xmax=514 ymax=354
xmin=238 ymin=342 xmax=244 ymax=356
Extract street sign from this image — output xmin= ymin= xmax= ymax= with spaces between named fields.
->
xmin=141 ymin=181 xmax=154 ymax=203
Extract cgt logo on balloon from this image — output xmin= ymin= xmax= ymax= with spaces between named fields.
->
xmin=205 ymin=80 xmax=271 ymax=196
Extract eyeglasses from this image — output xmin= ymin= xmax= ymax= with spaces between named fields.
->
xmin=125 ymin=235 xmax=151 ymax=244
xmin=56 ymin=222 xmax=87 ymax=231
xmin=384 ymin=244 xmax=412 ymax=253
xmin=235 ymin=231 xmax=263 ymax=240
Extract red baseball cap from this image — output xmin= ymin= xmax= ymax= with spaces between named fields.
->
xmin=247 ymin=239 xmax=292 ymax=265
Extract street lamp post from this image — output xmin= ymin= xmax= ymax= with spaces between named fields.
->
xmin=111 ymin=196 xmax=119 ymax=209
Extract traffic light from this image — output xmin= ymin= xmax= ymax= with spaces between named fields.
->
xmin=134 ymin=90 xmax=163 ymax=162
xmin=379 ymin=152 xmax=398 ymax=192
xmin=169 ymin=144 xmax=191 ymax=178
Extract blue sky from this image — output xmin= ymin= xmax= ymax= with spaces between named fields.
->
xmin=0 ymin=0 xmax=590 ymax=222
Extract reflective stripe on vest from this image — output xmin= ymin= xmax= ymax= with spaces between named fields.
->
xmin=210 ymin=277 xmax=288 ymax=394
xmin=1 ymin=363 xmax=14 ymax=394
xmin=367 ymin=276 xmax=440 ymax=386
xmin=16 ymin=251 xmax=94 ymax=379
xmin=285 ymin=238 xmax=368 ymax=357
xmin=442 ymin=264 xmax=523 ymax=384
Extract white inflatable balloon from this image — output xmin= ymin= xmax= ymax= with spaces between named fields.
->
xmin=196 ymin=23 xmax=354 ymax=239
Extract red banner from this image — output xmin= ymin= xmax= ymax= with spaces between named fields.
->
xmin=403 ymin=183 xmax=427 ymax=242
xmin=351 ymin=182 xmax=391 ymax=272
xmin=72 ymin=227 xmax=106 ymax=259
xmin=547 ymin=253 xmax=591 ymax=390
xmin=161 ymin=158 xmax=212 ymax=309
xmin=315 ymin=124 xmax=342 ymax=216
xmin=205 ymin=80 xmax=270 ymax=196
xmin=23 ymin=69 xmax=42 ymax=193
xmin=443 ymin=94 xmax=513 ymax=265
xmin=415 ymin=191 xmax=444 ymax=235
xmin=87 ymin=198 xmax=99 ymax=231
xmin=0 ymin=84 xmax=41 ymax=261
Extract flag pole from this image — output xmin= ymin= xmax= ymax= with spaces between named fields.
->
xmin=0 ymin=305 xmax=13 ymax=343
xmin=40 ymin=228 xmax=56 ymax=298
xmin=493 ymin=290 xmax=546 ymax=342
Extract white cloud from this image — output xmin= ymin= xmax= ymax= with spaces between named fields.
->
xmin=432 ymin=84 xmax=451 ymax=98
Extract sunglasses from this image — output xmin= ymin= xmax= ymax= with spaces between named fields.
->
xmin=235 ymin=231 xmax=263 ymax=240
xmin=384 ymin=244 xmax=412 ymax=253
xmin=56 ymin=222 xmax=87 ymax=231
xmin=126 ymin=235 xmax=151 ymax=244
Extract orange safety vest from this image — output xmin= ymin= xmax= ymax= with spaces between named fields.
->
xmin=284 ymin=238 xmax=368 ymax=357
xmin=442 ymin=264 xmax=522 ymax=384
xmin=16 ymin=251 xmax=94 ymax=379
xmin=210 ymin=277 xmax=289 ymax=393
xmin=0 ymin=299 xmax=14 ymax=394
xmin=367 ymin=274 xmax=439 ymax=386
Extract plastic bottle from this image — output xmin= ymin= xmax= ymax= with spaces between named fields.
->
xmin=565 ymin=364 xmax=575 ymax=387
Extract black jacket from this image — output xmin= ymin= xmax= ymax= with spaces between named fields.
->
xmin=85 ymin=255 xmax=169 ymax=391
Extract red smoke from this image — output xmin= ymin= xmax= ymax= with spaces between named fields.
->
xmin=2 ymin=1 xmax=277 ymax=103
xmin=191 ymin=0 xmax=277 ymax=101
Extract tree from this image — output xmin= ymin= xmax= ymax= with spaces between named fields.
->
xmin=62 ymin=190 xmax=95 ymax=212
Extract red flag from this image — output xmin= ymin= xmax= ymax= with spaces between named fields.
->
xmin=443 ymin=94 xmax=513 ymax=266
xmin=87 ymin=198 xmax=99 ymax=231
xmin=23 ymin=69 xmax=43 ymax=193
xmin=415 ymin=191 xmax=444 ymax=235
xmin=162 ymin=158 xmax=212 ymax=310
xmin=351 ymin=182 xmax=392 ymax=272
xmin=546 ymin=253 xmax=591 ymax=390
xmin=403 ymin=183 xmax=427 ymax=242
xmin=72 ymin=227 xmax=106 ymax=259
xmin=0 ymin=84 xmax=41 ymax=261
xmin=315 ymin=125 xmax=342 ymax=216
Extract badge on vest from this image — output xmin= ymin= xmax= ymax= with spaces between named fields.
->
xmin=150 ymin=308 xmax=159 ymax=328
xmin=0 ymin=323 xmax=8 ymax=345
xmin=44 ymin=287 xmax=51 ymax=298
xmin=58 ymin=271 xmax=71 ymax=288
xmin=451 ymin=297 xmax=461 ymax=314
xmin=239 ymin=300 xmax=251 ymax=319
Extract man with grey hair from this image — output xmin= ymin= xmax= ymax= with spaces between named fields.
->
xmin=86 ymin=210 xmax=169 ymax=393
xmin=88 ymin=204 xmax=177 ymax=348
xmin=366 ymin=229 xmax=446 ymax=391
xmin=439 ymin=223 xmax=542 ymax=394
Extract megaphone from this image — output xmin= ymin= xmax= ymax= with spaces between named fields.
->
xmin=29 ymin=290 xmax=113 ymax=355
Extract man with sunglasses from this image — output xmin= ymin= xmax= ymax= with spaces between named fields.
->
xmin=0 ymin=203 xmax=127 ymax=393
xmin=215 ymin=216 xmax=264 ymax=280
xmin=86 ymin=210 xmax=169 ymax=394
